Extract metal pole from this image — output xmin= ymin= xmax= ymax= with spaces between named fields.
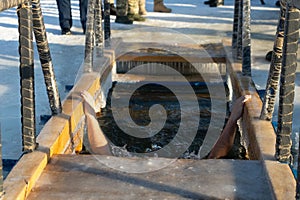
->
xmin=32 ymin=0 xmax=62 ymax=115
xmin=232 ymin=0 xmax=240 ymax=54
xmin=276 ymin=3 xmax=299 ymax=163
xmin=17 ymin=1 xmax=37 ymax=152
xmin=84 ymin=0 xmax=96 ymax=72
xmin=242 ymin=0 xmax=251 ymax=76
xmin=260 ymin=0 xmax=286 ymax=121
xmin=95 ymin=0 xmax=104 ymax=57
xmin=236 ymin=0 xmax=243 ymax=60
xmin=104 ymin=0 xmax=111 ymax=47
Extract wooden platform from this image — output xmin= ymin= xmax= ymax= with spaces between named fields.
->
xmin=27 ymin=155 xmax=273 ymax=200
xmin=3 ymin=41 xmax=296 ymax=200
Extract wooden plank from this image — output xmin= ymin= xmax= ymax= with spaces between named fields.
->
xmin=3 ymin=151 xmax=48 ymax=200
xmin=3 ymin=51 xmax=115 ymax=200
xmin=115 ymin=42 xmax=226 ymax=63
xmin=27 ymin=155 xmax=273 ymax=200
xmin=222 ymin=38 xmax=296 ymax=199
xmin=113 ymin=73 xmax=225 ymax=83
xmin=117 ymin=53 xmax=226 ymax=63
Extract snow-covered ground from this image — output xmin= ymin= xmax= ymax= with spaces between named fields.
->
xmin=0 ymin=0 xmax=299 ymax=160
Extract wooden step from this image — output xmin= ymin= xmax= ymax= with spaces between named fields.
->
xmin=27 ymin=155 xmax=273 ymax=200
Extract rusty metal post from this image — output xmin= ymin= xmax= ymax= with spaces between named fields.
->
xmin=104 ymin=0 xmax=111 ymax=47
xmin=276 ymin=3 xmax=299 ymax=163
xmin=32 ymin=0 xmax=62 ymax=115
xmin=84 ymin=0 xmax=96 ymax=72
xmin=241 ymin=0 xmax=251 ymax=76
xmin=17 ymin=1 xmax=37 ymax=152
xmin=260 ymin=0 xmax=286 ymax=121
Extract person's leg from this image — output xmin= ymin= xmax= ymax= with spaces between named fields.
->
xmin=128 ymin=0 xmax=146 ymax=21
xmin=79 ymin=0 xmax=88 ymax=33
xmin=204 ymin=0 xmax=224 ymax=7
xmin=207 ymin=95 xmax=251 ymax=159
xmin=139 ymin=0 xmax=147 ymax=15
xmin=153 ymin=0 xmax=171 ymax=13
xmin=115 ymin=0 xmax=133 ymax=24
xmin=109 ymin=0 xmax=117 ymax=15
xmin=56 ymin=0 xmax=72 ymax=34
xmin=81 ymin=91 xmax=112 ymax=155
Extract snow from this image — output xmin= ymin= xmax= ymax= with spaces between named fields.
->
xmin=0 ymin=0 xmax=299 ymax=160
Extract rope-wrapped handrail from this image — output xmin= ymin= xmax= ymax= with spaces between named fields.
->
xmin=104 ymin=0 xmax=111 ymax=47
xmin=0 ymin=0 xmax=28 ymax=12
xmin=260 ymin=0 xmax=286 ymax=121
xmin=236 ymin=0 xmax=243 ymax=60
xmin=241 ymin=0 xmax=251 ymax=76
xmin=276 ymin=2 xmax=299 ymax=163
xmin=84 ymin=0 xmax=109 ymax=72
xmin=17 ymin=2 xmax=37 ymax=153
xmin=232 ymin=0 xmax=240 ymax=53
xmin=94 ymin=0 xmax=104 ymax=56
xmin=259 ymin=0 xmax=299 ymax=164
xmin=84 ymin=0 xmax=96 ymax=72
xmin=231 ymin=0 xmax=251 ymax=76
xmin=32 ymin=0 xmax=62 ymax=115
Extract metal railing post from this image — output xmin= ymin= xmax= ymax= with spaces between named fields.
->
xmin=84 ymin=0 xmax=96 ymax=72
xmin=32 ymin=0 xmax=62 ymax=115
xmin=232 ymin=0 xmax=240 ymax=55
xmin=276 ymin=2 xmax=299 ymax=163
xmin=104 ymin=0 xmax=111 ymax=47
xmin=95 ymin=0 xmax=104 ymax=56
xmin=17 ymin=0 xmax=37 ymax=152
xmin=260 ymin=0 xmax=286 ymax=120
xmin=236 ymin=0 xmax=243 ymax=60
xmin=241 ymin=0 xmax=251 ymax=76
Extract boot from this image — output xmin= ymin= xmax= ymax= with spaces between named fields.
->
xmin=110 ymin=3 xmax=117 ymax=15
xmin=204 ymin=0 xmax=214 ymax=5
xmin=209 ymin=0 xmax=224 ymax=7
xmin=139 ymin=0 xmax=147 ymax=15
xmin=128 ymin=13 xmax=146 ymax=21
xmin=154 ymin=0 xmax=172 ymax=13
xmin=115 ymin=16 xmax=133 ymax=24
xmin=265 ymin=51 xmax=273 ymax=62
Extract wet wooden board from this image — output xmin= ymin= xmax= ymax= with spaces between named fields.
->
xmin=115 ymin=42 xmax=227 ymax=63
xmin=27 ymin=155 xmax=273 ymax=200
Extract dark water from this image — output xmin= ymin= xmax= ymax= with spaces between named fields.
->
xmin=3 ymin=159 xmax=17 ymax=179
xmin=98 ymin=81 xmax=246 ymax=159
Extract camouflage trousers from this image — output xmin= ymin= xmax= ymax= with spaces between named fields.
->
xmin=128 ymin=0 xmax=139 ymax=14
xmin=116 ymin=0 xmax=139 ymax=16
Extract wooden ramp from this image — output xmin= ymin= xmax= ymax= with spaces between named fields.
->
xmin=27 ymin=155 xmax=273 ymax=200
